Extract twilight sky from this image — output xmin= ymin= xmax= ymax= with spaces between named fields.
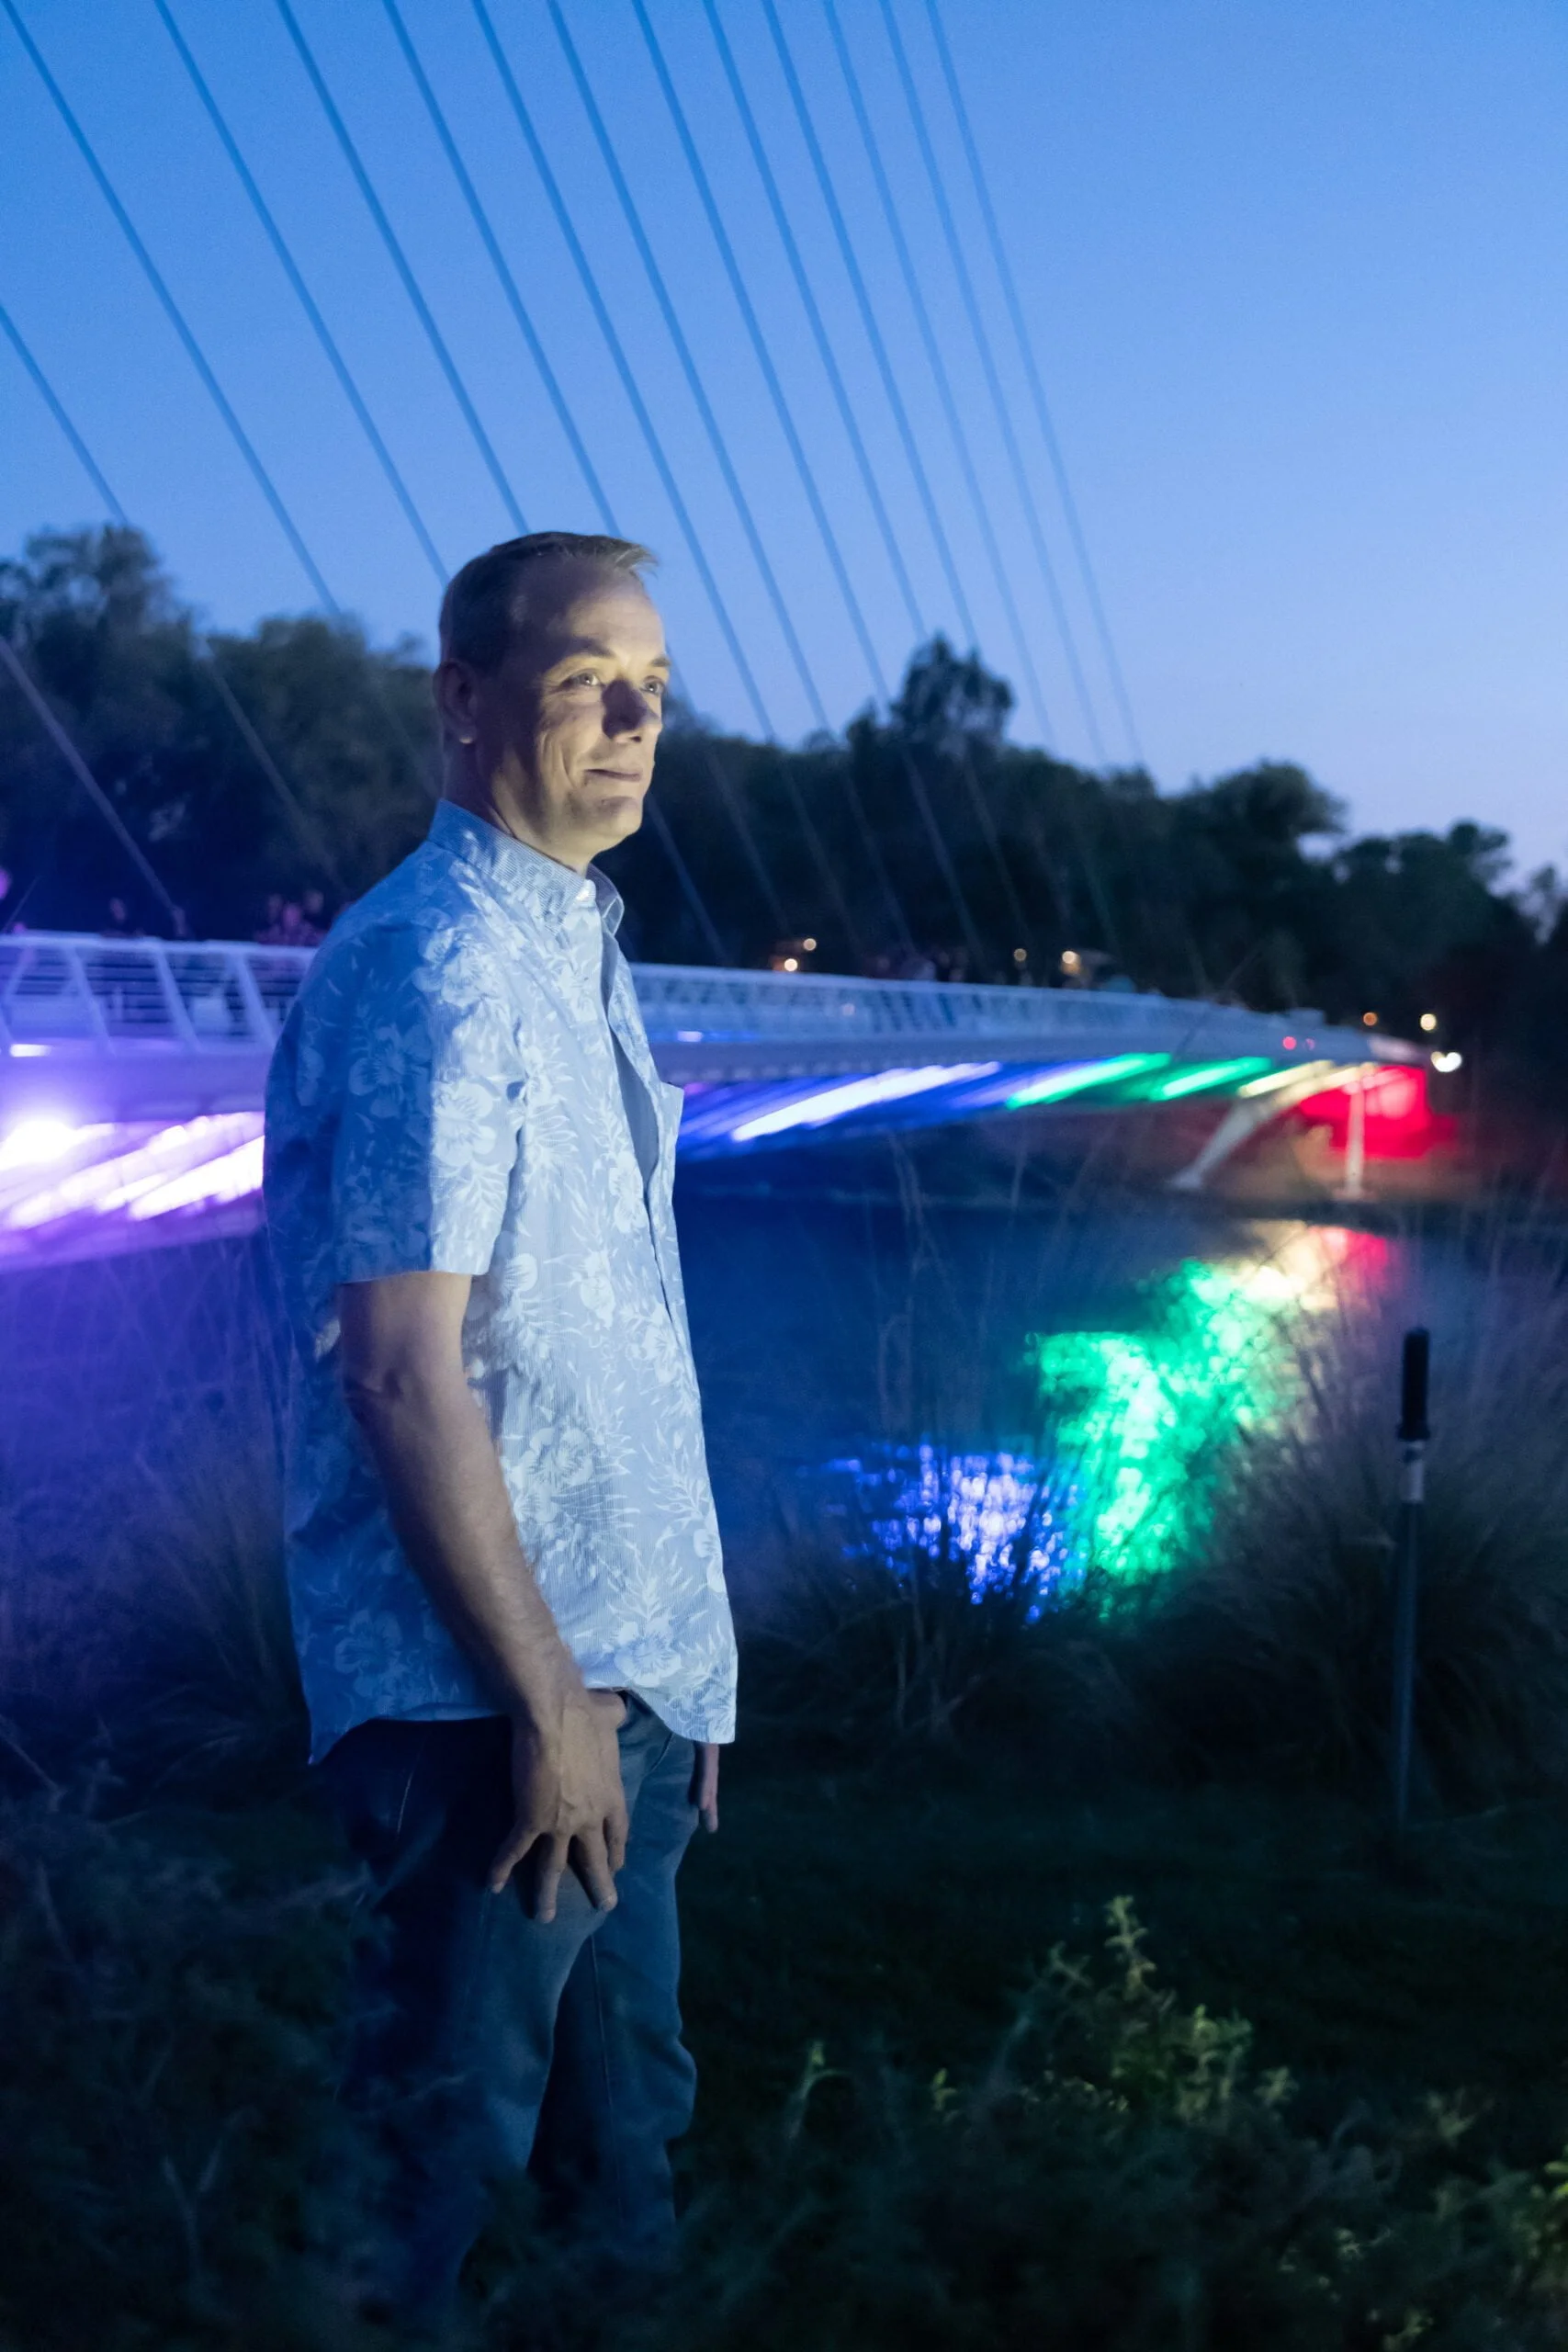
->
xmin=3 ymin=0 xmax=1564 ymax=869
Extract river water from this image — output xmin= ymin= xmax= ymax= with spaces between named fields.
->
xmin=0 ymin=1133 xmax=1483 ymax=1603
xmin=676 ymin=1156 xmax=1407 ymax=1606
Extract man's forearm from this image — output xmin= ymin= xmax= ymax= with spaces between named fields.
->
xmin=346 ymin=1362 xmax=578 ymax=1720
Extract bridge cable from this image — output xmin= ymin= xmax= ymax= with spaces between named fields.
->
xmin=874 ymin=0 xmax=1106 ymax=766
xmin=378 ymin=4 xmax=766 ymax=965
xmin=642 ymin=798 xmax=729 ymax=965
xmin=4 ymin=7 xmax=440 ymax=844
xmin=821 ymin=0 xmax=1039 ymax=956
xmin=870 ymin=0 xmax=1106 ymax=768
xmin=270 ymin=0 xmax=529 ymax=537
xmin=369 ymin=0 xmax=748 ymax=965
xmin=0 ymin=302 xmax=349 ymax=892
xmin=821 ymin=0 xmax=1055 ymax=752
xmin=545 ymin=0 xmax=867 ymax=967
xmin=628 ymin=0 xmax=914 ymax=956
xmin=152 ymin=0 xmax=447 ymax=586
xmin=698 ymin=0 xmax=984 ymax=967
xmin=922 ymin=0 xmax=1145 ymax=768
xmin=375 ymin=0 xmax=620 ymax=542
xmin=2 ymin=0 xmax=341 ymax=613
xmin=758 ymin=0 xmax=979 ymax=652
xmin=152 ymin=0 xmax=729 ymax=954
xmin=0 ymin=634 xmax=186 ymax=929
xmin=750 ymin=0 xmax=997 ymax=963
xmin=468 ymin=0 xmax=791 ymax=942
xmin=696 ymin=0 xmax=924 ymax=644
xmin=0 ymin=299 xmax=128 ymax=526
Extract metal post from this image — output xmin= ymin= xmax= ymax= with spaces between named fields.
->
xmin=1339 ymin=1070 xmax=1368 ymax=1200
xmin=1391 ymin=1327 xmax=1429 ymax=1831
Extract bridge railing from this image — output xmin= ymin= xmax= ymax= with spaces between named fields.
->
xmin=0 ymin=934 xmax=311 ymax=1054
xmin=1 ymin=933 xmax=1414 ymax=1070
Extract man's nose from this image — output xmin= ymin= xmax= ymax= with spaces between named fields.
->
xmin=604 ymin=678 xmax=655 ymax=735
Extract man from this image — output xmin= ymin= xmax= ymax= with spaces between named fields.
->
xmin=264 ymin=532 xmax=737 ymax=2317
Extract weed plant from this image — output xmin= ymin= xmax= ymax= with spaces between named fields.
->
xmin=1124 ymin=1232 xmax=1568 ymax=1798
xmin=9 ymin=1175 xmax=1568 ymax=2342
xmin=6 ymin=1788 xmax=1568 ymax=2351
xmin=753 ymin=1206 xmax=1568 ymax=1808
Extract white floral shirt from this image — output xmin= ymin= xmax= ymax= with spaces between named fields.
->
xmin=264 ymin=799 xmax=737 ymax=1760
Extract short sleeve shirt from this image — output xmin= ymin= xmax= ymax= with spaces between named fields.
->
xmin=263 ymin=799 xmax=737 ymax=1759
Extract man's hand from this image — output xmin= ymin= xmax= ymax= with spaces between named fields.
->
xmin=694 ymin=1741 xmax=720 ymax=1835
xmin=491 ymin=1688 xmax=630 ymax=1919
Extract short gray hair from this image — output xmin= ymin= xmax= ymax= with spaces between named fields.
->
xmin=438 ymin=531 xmax=656 ymax=672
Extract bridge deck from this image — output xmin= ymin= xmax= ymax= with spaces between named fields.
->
xmin=0 ymin=933 xmax=1421 ymax=1266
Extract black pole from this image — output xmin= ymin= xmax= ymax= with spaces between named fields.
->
xmin=1391 ymin=1328 xmax=1430 ymax=1830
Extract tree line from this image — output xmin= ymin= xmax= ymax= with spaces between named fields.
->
xmin=3 ymin=525 xmax=1564 ymax=1098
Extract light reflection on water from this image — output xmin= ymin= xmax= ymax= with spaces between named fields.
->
xmin=818 ymin=1223 xmax=1394 ymax=1599
xmin=820 ymin=1443 xmax=1078 ymax=1594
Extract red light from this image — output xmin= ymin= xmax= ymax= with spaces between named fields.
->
xmin=1282 ymin=1035 xmax=1296 ymax=1049
xmin=1290 ymin=1065 xmax=1452 ymax=1162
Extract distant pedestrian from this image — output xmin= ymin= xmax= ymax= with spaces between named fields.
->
xmin=264 ymin=533 xmax=735 ymax=2323
xmin=254 ymin=896 xmax=323 ymax=946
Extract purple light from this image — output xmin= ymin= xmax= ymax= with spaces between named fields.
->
xmin=0 ymin=1116 xmax=113 ymax=1174
xmin=129 ymin=1134 xmax=265 ymax=1220
xmin=1 ymin=1114 xmax=262 ymax=1230
xmin=730 ymin=1062 xmax=1000 ymax=1142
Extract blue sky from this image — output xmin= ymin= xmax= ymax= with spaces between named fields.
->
xmin=3 ymin=0 xmax=1564 ymax=867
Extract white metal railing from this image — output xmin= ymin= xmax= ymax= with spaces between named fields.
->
xmin=0 ymin=934 xmax=312 ymax=1054
xmin=0 ymin=933 xmax=1416 ymax=1069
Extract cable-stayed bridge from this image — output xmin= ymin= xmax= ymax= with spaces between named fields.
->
xmin=0 ymin=931 xmax=1426 ymax=1268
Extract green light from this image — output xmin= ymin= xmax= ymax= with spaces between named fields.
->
xmin=1006 ymin=1053 xmax=1168 ymax=1109
xmin=1149 ymin=1057 xmax=1273 ymax=1102
xmin=1032 ymin=1228 xmax=1374 ymax=1585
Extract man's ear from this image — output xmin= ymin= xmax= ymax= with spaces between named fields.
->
xmin=434 ymin=657 xmax=480 ymax=745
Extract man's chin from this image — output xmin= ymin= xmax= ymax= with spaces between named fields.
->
xmin=587 ymin=792 xmax=647 ymax=851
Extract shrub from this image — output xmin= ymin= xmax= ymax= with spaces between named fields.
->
xmin=740 ymin=1445 xmax=1141 ymax=1766
xmin=0 ymin=1422 xmax=308 ymax=1803
xmin=520 ymin=1898 xmax=1568 ymax=2351
xmin=1129 ymin=1235 xmax=1568 ymax=1798
xmin=0 ymin=1784 xmax=363 ymax=2349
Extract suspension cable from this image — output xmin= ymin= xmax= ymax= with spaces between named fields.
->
xmin=3 ymin=300 xmax=358 ymax=896
xmin=699 ymin=0 xmax=987 ymax=961
xmin=271 ymin=0 xmax=529 ymax=536
xmin=873 ymin=0 xmax=1106 ymax=763
xmin=546 ymin=0 xmax=865 ymax=965
xmin=153 ymin=0 xmax=447 ymax=584
xmin=758 ymin=0 xmax=976 ymax=650
xmin=923 ymin=0 xmax=1145 ymax=767
xmin=1 ymin=298 xmax=128 ymax=524
xmin=822 ymin=0 xmax=1053 ymax=746
xmin=467 ymin=0 xmax=797 ymax=941
xmin=469 ymin=0 xmax=767 ymax=735
xmin=376 ymin=0 xmax=620 ymax=539
xmin=629 ymin=0 xmax=912 ymax=954
xmin=3 ymin=0 xmax=338 ymax=611
xmin=698 ymin=0 xmax=923 ymax=644
xmin=818 ymin=0 xmax=1037 ymax=949
xmin=0 ymin=633 xmax=186 ymax=928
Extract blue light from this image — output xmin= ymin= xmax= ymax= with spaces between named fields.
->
xmin=728 ymin=1062 xmax=999 ymax=1142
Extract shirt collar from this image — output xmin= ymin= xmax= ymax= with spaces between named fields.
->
xmin=429 ymin=798 xmax=624 ymax=937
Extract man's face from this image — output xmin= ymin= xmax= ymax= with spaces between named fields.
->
xmin=437 ymin=560 xmax=670 ymax=870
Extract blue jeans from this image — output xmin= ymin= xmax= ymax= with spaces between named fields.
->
xmin=320 ymin=1698 xmax=700 ymax=2314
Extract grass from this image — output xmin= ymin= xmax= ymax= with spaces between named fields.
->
xmin=6 ymin=1753 xmax=1568 ymax=2347
xmin=8 ymin=1184 xmax=1568 ymax=2341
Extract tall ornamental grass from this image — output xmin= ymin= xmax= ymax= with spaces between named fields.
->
xmin=1130 ymin=1238 xmax=1568 ymax=1797
xmin=759 ymin=1216 xmax=1568 ymax=1806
